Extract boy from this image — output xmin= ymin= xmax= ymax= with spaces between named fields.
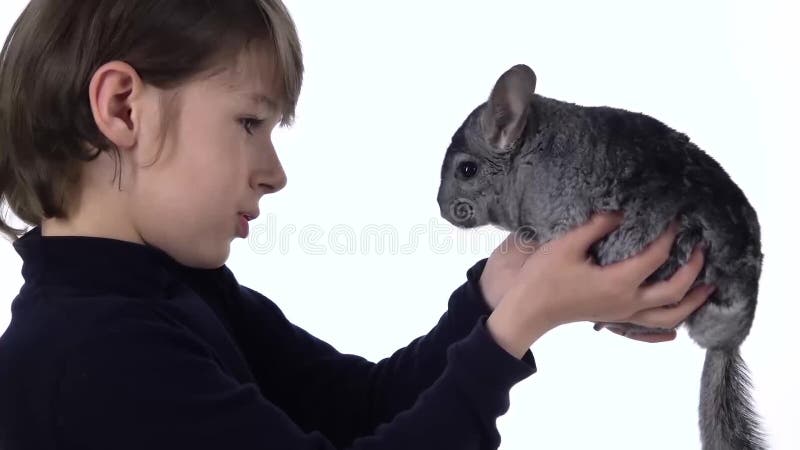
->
xmin=0 ymin=1 xmax=712 ymax=448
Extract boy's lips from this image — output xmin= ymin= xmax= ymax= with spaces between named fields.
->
xmin=237 ymin=214 xmax=250 ymax=238
xmin=236 ymin=211 xmax=258 ymax=238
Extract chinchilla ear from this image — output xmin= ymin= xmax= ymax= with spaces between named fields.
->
xmin=480 ymin=64 xmax=536 ymax=152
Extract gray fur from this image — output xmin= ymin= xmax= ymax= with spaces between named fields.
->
xmin=436 ymin=64 xmax=765 ymax=449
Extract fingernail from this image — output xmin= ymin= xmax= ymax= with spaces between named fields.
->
xmin=693 ymin=242 xmax=708 ymax=259
xmin=705 ymin=284 xmax=716 ymax=295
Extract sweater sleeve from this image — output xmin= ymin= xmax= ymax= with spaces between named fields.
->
xmin=54 ymin=310 xmax=535 ymax=450
xmin=229 ymin=258 xmax=537 ymax=447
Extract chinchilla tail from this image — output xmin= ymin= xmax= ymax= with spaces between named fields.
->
xmin=700 ymin=348 xmax=766 ymax=450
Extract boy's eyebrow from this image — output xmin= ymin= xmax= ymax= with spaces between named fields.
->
xmin=245 ymin=92 xmax=280 ymax=111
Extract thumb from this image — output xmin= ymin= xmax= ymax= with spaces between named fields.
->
xmin=565 ymin=211 xmax=624 ymax=258
xmin=491 ymin=229 xmax=538 ymax=263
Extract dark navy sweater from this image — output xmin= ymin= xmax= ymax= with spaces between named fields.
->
xmin=0 ymin=226 xmax=536 ymax=449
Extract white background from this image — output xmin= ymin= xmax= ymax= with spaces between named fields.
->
xmin=1 ymin=1 xmax=797 ymax=449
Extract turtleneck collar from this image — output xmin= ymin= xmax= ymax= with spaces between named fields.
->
xmin=11 ymin=226 xmax=229 ymax=299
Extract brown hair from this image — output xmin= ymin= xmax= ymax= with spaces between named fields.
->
xmin=0 ymin=0 xmax=303 ymax=242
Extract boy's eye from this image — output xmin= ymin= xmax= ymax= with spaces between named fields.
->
xmin=240 ymin=117 xmax=265 ymax=136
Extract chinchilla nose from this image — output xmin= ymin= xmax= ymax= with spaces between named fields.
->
xmin=451 ymin=199 xmax=476 ymax=222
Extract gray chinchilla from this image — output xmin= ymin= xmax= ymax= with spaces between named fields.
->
xmin=436 ymin=64 xmax=765 ymax=450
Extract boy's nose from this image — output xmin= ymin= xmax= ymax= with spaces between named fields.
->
xmin=256 ymin=165 xmax=287 ymax=195
xmin=252 ymin=140 xmax=288 ymax=195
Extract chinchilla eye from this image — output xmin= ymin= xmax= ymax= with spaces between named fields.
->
xmin=457 ymin=161 xmax=478 ymax=178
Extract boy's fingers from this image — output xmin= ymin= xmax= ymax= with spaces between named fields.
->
xmin=629 ymin=283 xmax=714 ymax=330
xmin=565 ymin=211 xmax=624 ymax=258
xmin=510 ymin=229 xmax=540 ymax=255
xmin=638 ymin=244 xmax=706 ymax=307
xmin=611 ymin=218 xmax=680 ymax=285
xmin=608 ymin=328 xmax=677 ymax=343
xmin=492 ymin=230 xmax=538 ymax=262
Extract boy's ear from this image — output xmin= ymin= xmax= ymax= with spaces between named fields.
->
xmin=88 ymin=61 xmax=142 ymax=150
xmin=480 ymin=64 xmax=537 ymax=152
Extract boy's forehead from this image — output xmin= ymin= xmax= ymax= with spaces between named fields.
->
xmin=209 ymin=47 xmax=282 ymax=106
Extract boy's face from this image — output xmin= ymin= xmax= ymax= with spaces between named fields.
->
xmin=131 ymin=46 xmax=287 ymax=268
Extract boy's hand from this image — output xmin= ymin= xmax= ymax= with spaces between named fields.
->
xmin=607 ymin=328 xmax=677 ymax=343
xmin=484 ymin=211 xmax=713 ymax=358
xmin=479 ymin=231 xmax=539 ymax=311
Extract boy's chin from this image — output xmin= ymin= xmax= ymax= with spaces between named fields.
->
xmin=168 ymin=240 xmax=231 ymax=270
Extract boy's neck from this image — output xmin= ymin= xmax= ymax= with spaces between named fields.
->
xmin=40 ymin=147 xmax=143 ymax=244
xmin=41 ymin=215 xmax=144 ymax=245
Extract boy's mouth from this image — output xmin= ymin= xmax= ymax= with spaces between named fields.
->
xmin=237 ymin=214 xmax=250 ymax=238
xmin=237 ymin=211 xmax=258 ymax=238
